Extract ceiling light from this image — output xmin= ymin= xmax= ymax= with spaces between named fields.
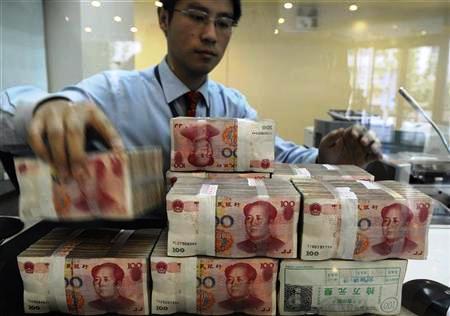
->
xmin=284 ymin=2 xmax=293 ymax=9
xmin=274 ymin=29 xmax=279 ymax=35
xmin=392 ymin=24 xmax=398 ymax=30
xmin=154 ymin=1 xmax=163 ymax=7
xmin=352 ymin=21 xmax=367 ymax=33
xmin=84 ymin=26 xmax=92 ymax=33
xmin=113 ymin=16 xmax=122 ymax=22
xmin=130 ymin=26 xmax=138 ymax=33
xmin=91 ymin=1 xmax=101 ymax=7
xmin=349 ymin=4 xmax=358 ymax=11
xmin=64 ymin=16 xmax=70 ymax=22
xmin=278 ymin=18 xmax=285 ymax=24
xmin=421 ymin=30 xmax=427 ymax=36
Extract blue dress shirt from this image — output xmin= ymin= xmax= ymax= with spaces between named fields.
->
xmin=0 ymin=58 xmax=317 ymax=170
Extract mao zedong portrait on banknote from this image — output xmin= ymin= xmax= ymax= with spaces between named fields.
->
xmin=371 ymin=203 xmax=418 ymax=256
xmin=237 ymin=201 xmax=285 ymax=254
xmin=179 ymin=123 xmax=220 ymax=167
xmin=88 ymin=263 xmax=136 ymax=312
xmin=218 ymin=263 xmax=264 ymax=311
xmin=72 ymin=157 xmax=124 ymax=213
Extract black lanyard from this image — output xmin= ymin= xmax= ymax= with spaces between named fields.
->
xmin=154 ymin=65 xmax=210 ymax=117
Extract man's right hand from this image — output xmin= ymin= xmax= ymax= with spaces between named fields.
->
xmin=27 ymin=99 xmax=124 ymax=181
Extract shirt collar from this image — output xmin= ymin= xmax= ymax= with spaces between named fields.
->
xmin=158 ymin=57 xmax=210 ymax=108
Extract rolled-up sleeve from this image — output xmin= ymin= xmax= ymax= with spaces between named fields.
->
xmin=0 ymin=73 xmax=117 ymax=152
xmin=1 ymin=86 xmax=49 ymax=148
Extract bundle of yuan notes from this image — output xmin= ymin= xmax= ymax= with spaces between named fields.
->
xmin=170 ymin=117 xmax=275 ymax=172
xmin=15 ymin=147 xmax=165 ymax=220
xmin=293 ymin=179 xmax=433 ymax=260
xmin=272 ymin=163 xmax=374 ymax=181
xmin=166 ymin=178 xmax=300 ymax=258
xmin=279 ymin=259 xmax=407 ymax=315
xmin=166 ymin=170 xmax=270 ymax=190
xmin=17 ymin=228 xmax=162 ymax=315
xmin=151 ymin=231 xmax=278 ymax=315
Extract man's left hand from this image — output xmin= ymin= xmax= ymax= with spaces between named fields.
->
xmin=317 ymin=125 xmax=382 ymax=167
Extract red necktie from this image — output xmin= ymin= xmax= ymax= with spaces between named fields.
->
xmin=185 ymin=91 xmax=201 ymax=117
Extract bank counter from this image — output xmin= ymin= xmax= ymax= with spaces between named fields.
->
xmin=0 ymin=208 xmax=449 ymax=316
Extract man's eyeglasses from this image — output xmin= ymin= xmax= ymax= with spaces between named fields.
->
xmin=173 ymin=8 xmax=237 ymax=34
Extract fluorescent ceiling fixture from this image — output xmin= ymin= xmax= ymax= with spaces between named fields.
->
xmin=64 ymin=16 xmax=69 ymax=22
xmin=84 ymin=26 xmax=92 ymax=33
xmin=91 ymin=1 xmax=101 ymax=7
xmin=284 ymin=2 xmax=293 ymax=9
xmin=349 ymin=4 xmax=358 ymax=11
xmin=274 ymin=29 xmax=279 ymax=35
xmin=154 ymin=1 xmax=163 ymax=7
xmin=113 ymin=16 xmax=122 ymax=22
xmin=278 ymin=18 xmax=285 ymax=24
xmin=130 ymin=26 xmax=138 ymax=33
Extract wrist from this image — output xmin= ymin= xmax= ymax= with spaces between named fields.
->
xmin=33 ymin=96 xmax=70 ymax=115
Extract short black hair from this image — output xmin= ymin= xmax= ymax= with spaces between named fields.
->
xmin=160 ymin=0 xmax=242 ymax=24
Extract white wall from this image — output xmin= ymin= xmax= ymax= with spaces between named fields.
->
xmin=44 ymin=0 xmax=135 ymax=91
xmin=0 ymin=0 xmax=47 ymax=91
xmin=44 ymin=0 xmax=83 ymax=92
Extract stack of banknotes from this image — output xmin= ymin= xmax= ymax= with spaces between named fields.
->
xmin=19 ymin=228 xmax=410 ymax=316
xmin=18 ymin=228 xmax=161 ymax=315
xmin=166 ymin=177 xmax=300 ymax=258
xmin=166 ymin=170 xmax=270 ymax=190
xmin=278 ymin=259 xmax=408 ymax=315
xmin=15 ymin=147 xmax=165 ymax=220
xmin=151 ymin=231 xmax=278 ymax=315
xmin=292 ymin=178 xmax=433 ymax=261
xmin=272 ymin=163 xmax=375 ymax=181
xmin=170 ymin=117 xmax=275 ymax=172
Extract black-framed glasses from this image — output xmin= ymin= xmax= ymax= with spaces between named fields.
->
xmin=173 ymin=8 xmax=237 ymax=34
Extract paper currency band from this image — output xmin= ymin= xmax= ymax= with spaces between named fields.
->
xmin=197 ymin=184 xmax=218 ymax=256
xmin=321 ymin=182 xmax=358 ymax=259
xmin=290 ymin=164 xmax=312 ymax=178
xmin=48 ymin=229 xmax=86 ymax=313
xmin=247 ymin=178 xmax=270 ymax=199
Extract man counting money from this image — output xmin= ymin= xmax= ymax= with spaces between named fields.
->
xmin=89 ymin=263 xmax=136 ymax=312
xmin=0 ymin=0 xmax=382 ymax=183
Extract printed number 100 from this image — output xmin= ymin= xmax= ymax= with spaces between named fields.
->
xmin=306 ymin=251 xmax=319 ymax=256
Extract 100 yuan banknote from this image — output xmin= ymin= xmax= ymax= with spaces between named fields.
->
xmin=167 ymin=180 xmax=300 ymax=258
xmin=18 ymin=257 xmax=149 ymax=315
xmin=170 ymin=118 xmax=275 ymax=172
xmin=16 ymin=153 xmax=130 ymax=220
xmin=279 ymin=259 xmax=407 ymax=315
xmin=151 ymin=234 xmax=278 ymax=316
xmin=297 ymin=180 xmax=433 ymax=260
